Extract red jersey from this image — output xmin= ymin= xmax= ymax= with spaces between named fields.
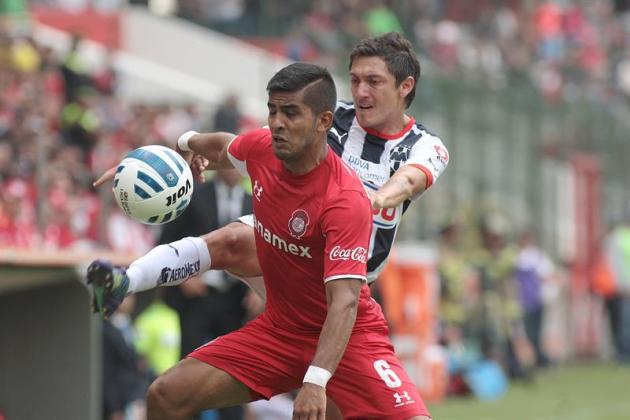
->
xmin=228 ymin=128 xmax=387 ymax=334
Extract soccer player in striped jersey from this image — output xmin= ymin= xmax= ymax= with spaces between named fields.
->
xmin=89 ymin=32 xmax=448 ymax=311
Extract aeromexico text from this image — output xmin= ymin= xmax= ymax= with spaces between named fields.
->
xmin=158 ymin=260 xmax=201 ymax=285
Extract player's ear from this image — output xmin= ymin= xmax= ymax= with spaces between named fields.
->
xmin=399 ymin=76 xmax=415 ymax=100
xmin=317 ymin=110 xmax=333 ymax=133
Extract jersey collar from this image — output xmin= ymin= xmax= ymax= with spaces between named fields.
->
xmin=361 ymin=116 xmax=415 ymax=140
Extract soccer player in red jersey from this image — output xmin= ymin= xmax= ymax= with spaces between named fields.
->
xmin=90 ymin=62 xmax=430 ymax=419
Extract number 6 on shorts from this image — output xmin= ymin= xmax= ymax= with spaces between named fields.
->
xmin=373 ymin=359 xmax=402 ymax=388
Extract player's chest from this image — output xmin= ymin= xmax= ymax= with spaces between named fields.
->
xmin=249 ymin=169 xmax=325 ymax=251
xmin=335 ymin=129 xmax=411 ymax=189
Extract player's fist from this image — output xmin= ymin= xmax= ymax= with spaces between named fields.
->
xmin=293 ymin=383 xmax=326 ymax=420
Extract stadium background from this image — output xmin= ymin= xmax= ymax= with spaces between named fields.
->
xmin=1 ymin=0 xmax=630 ymax=419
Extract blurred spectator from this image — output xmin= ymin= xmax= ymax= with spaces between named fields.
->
xmin=0 ymin=0 xmax=27 ymax=17
xmin=103 ymin=295 xmax=149 ymax=420
xmin=134 ymin=290 xmax=181 ymax=375
xmin=60 ymin=34 xmax=91 ymax=103
xmin=93 ymin=49 xmax=117 ymax=95
xmin=212 ymin=94 xmax=242 ymax=133
xmin=0 ymin=178 xmax=37 ymax=247
xmin=514 ymin=230 xmax=554 ymax=368
xmin=437 ymin=222 xmax=479 ymax=340
xmin=594 ymin=219 xmax=630 ymax=363
xmin=60 ymin=87 xmax=101 ymax=160
xmin=363 ymin=0 xmax=404 ymax=36
xmin=436 ymin=221 xmax=480 ymax=396
xmin=470 ymin=213 xmax=533 ymax=379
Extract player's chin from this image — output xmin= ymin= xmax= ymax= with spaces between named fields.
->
xmin=355 ymin=108 xmax=375 ymax=126
xmin=272 ymin=145 xmax=291 ymax=161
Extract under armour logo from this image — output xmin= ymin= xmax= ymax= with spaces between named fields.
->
xmin=393 ymin=391 xmax=411 ymax=405
xmin=253 ymin=180 xmax=264 ymax=202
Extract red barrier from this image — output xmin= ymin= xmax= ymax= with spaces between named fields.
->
xmin=30 ymin=6 xmax=120 ymax=49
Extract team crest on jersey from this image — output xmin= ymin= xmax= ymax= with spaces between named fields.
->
xmin=389 ymin=144 xmax=411 ymax=171
xmin=288 ymin=209 xmax=309 ymax=239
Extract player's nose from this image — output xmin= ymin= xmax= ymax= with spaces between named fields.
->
xmin=269 ymin=115 xmax=285 ymax=131
xmin=355 ymin=81 xmax=371 ymax=99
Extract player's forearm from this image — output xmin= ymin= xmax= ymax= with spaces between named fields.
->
xmin=371 ymin=166 xmax=427 ymax=209
xmin=188 ymin=132 xmax=235 ymax=169
xmin=310 ymin=290 xmax=358 ymax=374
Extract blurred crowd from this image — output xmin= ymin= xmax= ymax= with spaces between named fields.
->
xmin=0 ymin=25 xmax=257 ymax=252
xmin=433 ymin=209 xmax=630 ymax=399
xmin=24 ymin=0 xmax=630 ymax=104
xmin=172 ymin=0 xmax=630 ymax=104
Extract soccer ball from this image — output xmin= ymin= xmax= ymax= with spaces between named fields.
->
xmin=113 ymin=145 xmax=194 ymax=225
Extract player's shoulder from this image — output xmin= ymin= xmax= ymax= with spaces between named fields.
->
xmin=410 ymin=121 xmax=444 ymax=145
xmin=232 ymin=127 xmax=272 ymax=155
xmin=325 ymin=148 xmax=366 ymax=195
xmin=322 ymin=152 xmax=371 ymax=220
xmin=333 ymin=101 xmax=356 ymax=129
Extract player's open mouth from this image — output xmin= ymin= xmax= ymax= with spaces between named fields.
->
xmin=272 ymin=136 xmax=288 ymax=144
xmin=358 ymin=105 xmax=373 ymax=110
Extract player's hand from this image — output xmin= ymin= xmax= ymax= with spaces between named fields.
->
xmin=367 ymin=190 xmax=384 ymax=210
xmin=190 ymin=154 xmax=209 ymax=183
xmin=292 ymin=383 xmax=326 ymax=420
xmin=175 ymin=143 xmax=208 ymax=183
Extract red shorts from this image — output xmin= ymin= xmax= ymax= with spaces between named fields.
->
xmin=189 ymin=314 xmax=429 ymax=419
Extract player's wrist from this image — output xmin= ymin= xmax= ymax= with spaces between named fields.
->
xmin=177 ymin=130 xmax=199 ymax=152
xmin=302 ymin=365 xmax=332 ymax=389
xmin=371 ymin=192 xmax=385 ymax=209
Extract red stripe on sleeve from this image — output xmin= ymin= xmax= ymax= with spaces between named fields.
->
xmin=407 ymin=164 xmax=434 ymax=189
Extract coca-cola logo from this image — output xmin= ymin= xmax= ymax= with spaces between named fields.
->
xmin=329 ymin=246 xmax=368 ymax=263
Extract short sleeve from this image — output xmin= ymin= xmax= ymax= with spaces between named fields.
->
xmin=321 ymin=189 xmax=372 ymax=283
xmin=227 ymin=128 xmax=270 ymax=177
xmin=405 ymin=135 xmax=449 ymax=191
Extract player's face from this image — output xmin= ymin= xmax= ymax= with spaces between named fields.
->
xmin=267 ymin=90 xmax=318 ymax=163
xmin=350 ymin=56 xmax=413 ymax=133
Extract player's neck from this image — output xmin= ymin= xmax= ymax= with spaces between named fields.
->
xmin=370 ymin=114 xmax=411 ymax=136
xmin=284 ymin=143 xmax=329 ymax=175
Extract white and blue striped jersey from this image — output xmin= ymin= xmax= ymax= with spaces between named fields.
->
xmin=329 ymin=102 xmax=449 ymax=281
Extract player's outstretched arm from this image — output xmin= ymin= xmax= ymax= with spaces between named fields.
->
xmin=179 ymin=131 xmax=235 ymax=171
xmin=369 ymin=165 xmax=428 ymax=209
xmin=293 ymin=278 xmax=362 ymax=420
xmin=92 ymin=131 xmax=236 ymax=188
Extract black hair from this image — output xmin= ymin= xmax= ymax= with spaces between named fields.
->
xmin=267 ymin=62 xmax=337 ymax=114
xmin=349 ymin=32 xmax=421 ymax=108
